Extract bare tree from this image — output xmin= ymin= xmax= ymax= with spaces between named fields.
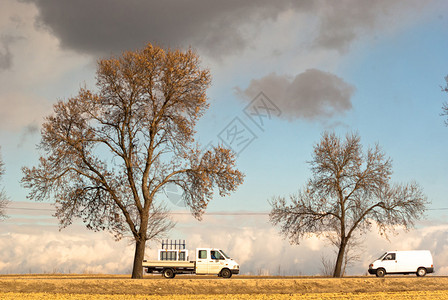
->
xmin=270 ymin=132 xmax=427 ymax=277
xmin=0 ymin=150 xmax=8 ymax=221
xmin=442 ymin=75 xmax=448 ymax=125
xmin=22 ymin=43 xmax=244 ymax=278
xmin=320 ymin=255 xmax=334 ymax=276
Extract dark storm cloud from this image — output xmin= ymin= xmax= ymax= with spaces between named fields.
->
xmin=24 ymin=0 xmax=415 ymax=57
xmin=24 ymin=0 xmax=312 ymax=57
xmin=237 ymin=70 xmax=355 ymax=121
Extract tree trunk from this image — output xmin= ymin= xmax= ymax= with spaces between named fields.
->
xmin=333 ymin=238 xmax=347 ymax=277
xmin=131 ymin=238 xmax=146 ymax=279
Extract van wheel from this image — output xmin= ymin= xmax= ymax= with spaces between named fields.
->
xmin=417 ymin=267 xmax=427 ymax=277
xmin=163 ymin=268 xmax=175 ymax=279
xmin=220 ymin=268 xmax=232 ymax=278
xmin=376 ymin=268 xmax=386 ymax=277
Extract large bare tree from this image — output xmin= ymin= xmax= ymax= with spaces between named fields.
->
xmin=0 ymin=150 xmax=8 ymax=221
xmin=22 ymin=44 xmax=244 ymax=278
xmin=270 ymin=132 xmax=427 ymax=277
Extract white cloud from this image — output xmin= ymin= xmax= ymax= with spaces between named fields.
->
xmin=2 ymin=204 xmax=447 ymax=276
xmin=0 ymin=229 xmax=133 ymax=274
xmin=1 ymin=201 xmax=133 ymax=274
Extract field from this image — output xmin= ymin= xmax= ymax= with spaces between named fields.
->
xmin=1 ymin=274 xmax=448 ymax=299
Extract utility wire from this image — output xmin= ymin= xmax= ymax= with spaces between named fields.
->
xmin=6 ymin=206 xmax=448 ymax=214
xmin=6 ymin=206 xmax=269 ymax=215
xmin=7 ymin=207 xmax=54 ymax=212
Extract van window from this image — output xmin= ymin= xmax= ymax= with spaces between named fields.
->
xmin=211 ymin=251 xmax=225 ymax=260
xmin=198 ymin=250 xmax=207 ymax=259
xmin=219 ymin=250 xmax=230 ymax=259
xmin=383 ymin=253 xmax=396 ymax=260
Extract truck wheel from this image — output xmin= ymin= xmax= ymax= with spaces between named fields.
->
xmin=220 ymin=268 xmax=232 ymax=279
xmin=417 ymin=267 xmax=427 ymax=277
xmin=162 ymin=268 xmax=175 ymax=279
xmin=376 ymin=268 xmax=386 ymax=277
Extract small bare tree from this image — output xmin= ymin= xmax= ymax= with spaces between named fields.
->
xmin=270 ymin=132 xmax=427 ymax=277
xmin=320 ymin=231 xmax=364 ymax=276
xmin=0 ymin=150 xmax=8 ymax=221
xmin=320 ymin=255 xmax=334 ymax=276
xmin=22 ymin=43 xmax=244 ymax=278
xmin=442 ymin=75 xmax=448 ymax=125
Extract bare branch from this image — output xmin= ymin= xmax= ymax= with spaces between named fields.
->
xmin=442 ymin=75 xmax=448 ymax=126
xmin=0 ymin=150 xmax=9 ymax=221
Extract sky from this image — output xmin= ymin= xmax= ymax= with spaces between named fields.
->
xmin=1 ymin=0 xmax=448 ymax=276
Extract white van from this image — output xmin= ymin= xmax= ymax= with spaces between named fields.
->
xmin=368 ymin=250 xmax=434 ymax=277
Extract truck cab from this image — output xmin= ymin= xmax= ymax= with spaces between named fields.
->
xmin=195 ymin=248 xmax=239 ymax=277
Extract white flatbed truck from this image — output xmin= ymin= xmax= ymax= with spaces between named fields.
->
xmin=143 ymin=247 xmax=239 ymax=278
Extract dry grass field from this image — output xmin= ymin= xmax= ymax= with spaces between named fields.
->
xmin=1 ymin=274 xmax=448 ymax=299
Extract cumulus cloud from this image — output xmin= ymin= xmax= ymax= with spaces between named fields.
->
xmin=1 ymin=202 xmax=134 ymax=274
xmin=0 ymin=230 xmax=133 ymax=274
xmin=21 ymin=0 xmax=428 ymax=58
xmin=237 ymin=70 xmax=355 ymax=121
xmin=3 ymin=202 xmax=447 ymax=276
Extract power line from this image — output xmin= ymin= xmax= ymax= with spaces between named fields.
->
xmin=7 ymin=207 xmax=54 ymax=212
xmin=6 ymin=206 xmax=269 ymax=215
xmin=169 ymin=212 xmax=269 ymax=215
xmin=7 ymin=206 xmax=448 ymax=215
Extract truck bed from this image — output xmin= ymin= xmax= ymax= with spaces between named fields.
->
xmin=143 ymin=260 xmax=196 ymax=276
xmin=142 ymin=260 xmax=195 ymax=268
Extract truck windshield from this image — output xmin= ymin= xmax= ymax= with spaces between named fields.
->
xmin=377 ymin=252 xmax=387 ymax=260
xmin=219 ymin=250 xmax=230 ymax=259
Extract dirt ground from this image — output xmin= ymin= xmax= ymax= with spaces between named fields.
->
xmin=1 ymin=274 xmax=448 ymax=299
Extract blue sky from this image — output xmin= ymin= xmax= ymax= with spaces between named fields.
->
xmin=1 ymin=0 xmax=448 ymax=275
xmin=190 ymin=5 xmax=448 ymax=217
